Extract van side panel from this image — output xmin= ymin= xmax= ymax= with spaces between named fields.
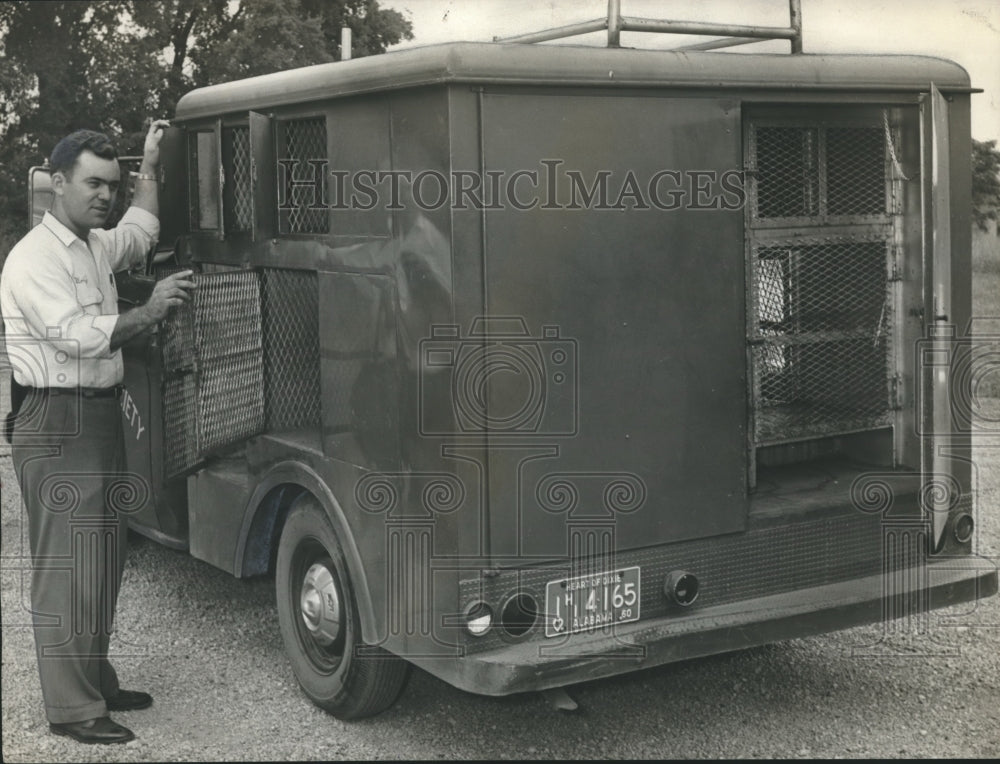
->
xmin=479 ymin=91 xmax=748 ymax=556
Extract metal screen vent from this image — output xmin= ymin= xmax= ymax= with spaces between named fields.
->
xmin=279 ymin=117 xmax=329 ymax=234
xmin=826 ymin=127 xmax=886 ymax=216
xmin=163 ymin=375 xmax=197 ymax=478
xmin=161 ymin=270 xmax=265 ymax=477
xmin=193 ymin=272 xmax=265 ymax=453
xmin=750 ymin=237 xmax=892 ymax=443
xmin=754 ymin=126 xmax=819 ymax=218
xmin=261 ymin=268 xmax=321 ymax=430
xmin=226 ymin=126 xmax=252 ymax=231
xmin=751 ymin=123 xmax=888 ymax=221
xmin=158 ymin=265 xmax=196 ymax=372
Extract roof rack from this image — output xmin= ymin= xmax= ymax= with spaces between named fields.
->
xmin=494 ymin=0 xmax=803 ymax=54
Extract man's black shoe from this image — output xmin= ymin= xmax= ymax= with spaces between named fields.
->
xmin=49 ymin=717 xmax=134 ymax=744
xmin=106 ymin=689 xmax=153 ymax=711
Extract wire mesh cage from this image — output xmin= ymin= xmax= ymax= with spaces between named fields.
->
xmin=261 ymin=268 xmax=321 ymax=430
xmin=161 ymin=270 xmax=265 ymax=476
xmin=278 ymin=117 xmax=329 ymax=234
xmin=750 ymin=122 xmax=890 ymax=223
xmin=163 ymin=373 xmax=198 ymax=478
xmin=193 ymin=272 xmax=265 ymax=452
xmin=825 ymin=127 xmax=887 ymax=216
xmin=750 ymin=236 xmax=893 ymax=443
xmin=224 ymin=126 xmax=253 ymax=232
xmin=747 ymin=114 xmax=897 ymax=447
xmin=754 ymin=126 xmax=820 ymax=218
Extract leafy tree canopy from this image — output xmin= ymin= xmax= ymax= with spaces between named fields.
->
xmin=973 ymin=138 xmax=1000 ymax=232
xmin=0 ymin=0 xmax=412 ymax=247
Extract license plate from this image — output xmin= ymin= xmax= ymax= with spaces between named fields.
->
xmin=544 ymin=566 xmax=640 ymax=637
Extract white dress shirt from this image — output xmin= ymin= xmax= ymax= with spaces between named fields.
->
xmin=1 ymin=207 xmax=159 ymax=388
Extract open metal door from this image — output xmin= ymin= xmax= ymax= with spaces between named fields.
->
xmin=249 ymin=111 xmax=277 ymax=242
xmin=920 ymin=84 xmax=952 ymax=553
xmin=156 ymin=125 xmax=187 ymax=262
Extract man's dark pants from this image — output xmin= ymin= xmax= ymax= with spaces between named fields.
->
xmin=12 ymin=388 xmax=128 ymax=724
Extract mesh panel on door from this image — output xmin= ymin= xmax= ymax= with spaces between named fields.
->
xmin=747 ymin=115 xmax=897 ymax=447
xmin=261 ymin=268 xmax=321 ymax=429
xmin=160 ymin=270 xmax=264 ymax=476
xmin=750 ymin=236 xmax=893 ymax=443
xmin=226 ymin=126 xmax=253 ymax=231
xmin=279 ymin=118 xmax=329 ymax=234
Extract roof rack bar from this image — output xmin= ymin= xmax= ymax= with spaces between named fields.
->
xmin=674 ymin=36 xmax=762 ymax=52
xmin=496 ymin=17 xmax=607 ymax=45
xmin=620 ymin=17 xmax=796 ymax=41
xmin=494 ymin=0 xmax=804 ymax=53
xmin=607 ymin=0 xmax=622 ymax=47
xmin=790 ymin=0 xmax=803 ymax=53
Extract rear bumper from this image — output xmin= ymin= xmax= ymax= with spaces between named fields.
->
xmin=409 ymin=555 xmax=997 ymax=696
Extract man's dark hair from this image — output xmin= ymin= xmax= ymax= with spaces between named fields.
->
xmin=49 ymin=130 xmax=117 ymax=176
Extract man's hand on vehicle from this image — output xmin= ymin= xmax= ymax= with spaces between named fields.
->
xmin=109 ymin=270 xmax=195 ymax=351
xmin=140 ymin=119 xmax=171 ymax=173
xmin=143 ymin=270 xmax=195 ymax=323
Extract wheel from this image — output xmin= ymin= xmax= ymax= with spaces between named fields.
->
xmin=275 ymin=495 xmax=410 ymax=719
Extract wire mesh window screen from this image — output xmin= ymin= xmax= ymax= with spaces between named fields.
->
xmin=752 ymin=123 xmax=888 ymax=221
xmin=224 ymin=126 xmax=253 ymax=231
xmin=754 ymin=127 xmax=819 ymax=218
xmin=193 ymin=272 xmax=265 ymax=453
xmin=278 ymin=117 xmax=329 ymax=234
xmin=826 ymin=127 xmax=886 ymax=216
xmin=163 ymin=375 xmax=198 ymax=479
xmin=261 ymin=269 xmax=321 ymax=429
xmin=160 ymin=271 xmax=265 ymax=476
xmin=157 ymin=266 xmax=196 ymax=371
xmin=750 ymin=238 xmax=892 ymax=443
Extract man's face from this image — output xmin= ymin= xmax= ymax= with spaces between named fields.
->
xmin=53 ymin=150 xmax=121 ymax=232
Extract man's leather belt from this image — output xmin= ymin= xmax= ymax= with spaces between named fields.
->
xmin=30 ymin=385 xmax=123 ymax=399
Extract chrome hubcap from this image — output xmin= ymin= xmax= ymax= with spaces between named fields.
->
xmin=300 ymin=562 xmax=341 ymax=646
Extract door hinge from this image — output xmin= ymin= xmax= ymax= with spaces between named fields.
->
xmin=889 ymin=245 xmax=904 ymax=282
xmin=890 ymin=374 xmax=904 ymax=410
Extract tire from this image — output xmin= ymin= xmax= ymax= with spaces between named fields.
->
xmin=275 ymin=495 xmax=410 ymax=719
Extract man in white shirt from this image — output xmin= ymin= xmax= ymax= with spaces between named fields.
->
xmin=0 ymin=123 xmax=195 ymax=744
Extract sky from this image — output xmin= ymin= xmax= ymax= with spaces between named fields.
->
xmin=383 ymin=0 xmax=1000 ymax=141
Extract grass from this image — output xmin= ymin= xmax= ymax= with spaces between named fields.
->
xmin=972 ymin=226 xmax=1000 ymax=308
xmin=972 ymin=227 xmax=1000 ymax=397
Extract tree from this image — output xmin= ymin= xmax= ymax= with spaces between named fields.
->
xmin=0 ymin=0 xmax=412 ymax=262
xmin=973 ymin=138 xmax=1000 ymax=232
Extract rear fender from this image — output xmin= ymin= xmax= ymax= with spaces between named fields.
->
xmin=236 ymin=461 xmax=376 ymax=644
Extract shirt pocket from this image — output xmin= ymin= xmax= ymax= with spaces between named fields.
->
xmin=74 ymin=281 xmax=105 ymax=315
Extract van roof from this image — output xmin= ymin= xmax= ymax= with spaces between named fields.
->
xmin=174 ymin=41 xmax=972 ymax=121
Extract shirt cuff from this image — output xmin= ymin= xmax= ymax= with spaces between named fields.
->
xmin=121 ymin=205 xmax=160 ymax=236
xmin=90 ymin=315 xmax=119 ymax=357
